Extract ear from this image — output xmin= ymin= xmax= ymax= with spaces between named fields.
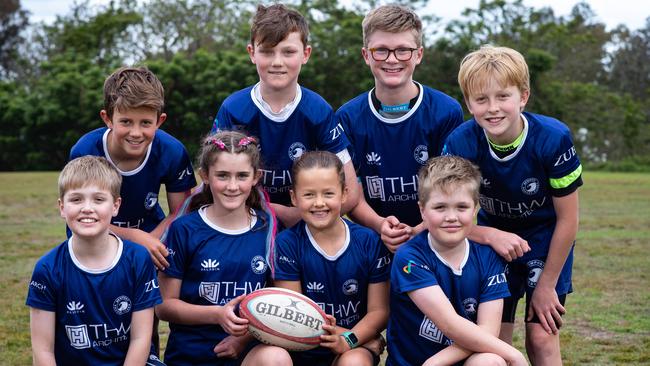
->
xmin=112 ymin=197 xmax=121 ymax=217
xmin=302 ymin=45 xmax=312 ymax=64
xmin=362 ymin=47 xmax=371 ymax=66
xmin=289 ymin=189 xmax=297 ymax=208
xmin=156 ymin=113 xmax=167 ymax=128
xmin=247 ymin=44 xmax=256 ymax=64
xmin=199 ymin=167 xmax=209 ymax=184
xmin=519 ymin=89 xmax=530 ymax=111
xmin=341 ymin=185 xmax=349 ymax=205
xmin=58 ymin=198 xmax=65 ymax=219
xmin=100 ymin=110 xmax=112 ymax=129
xmin=252 ymin=170 xmax=262 ymax=186
xmin=414 ymin=46 xmax=424 ymax=65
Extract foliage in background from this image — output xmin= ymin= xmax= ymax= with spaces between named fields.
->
xmin=0 ymin=0 xmax=649 ymax=170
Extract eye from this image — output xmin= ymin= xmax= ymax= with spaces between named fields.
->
xmin=119 ymin=119 xmax=132 ymax=125
xmin=498 ymin=93 xmax=510 ymax=99
xmin=237 ymin=172 xmax=250 ymax=180
xmin=474 ymin=96 xmax=487 ymax=103
xmin=283 ymin=49 xmax=297 ymax=55
xmin=216 ymin=173 xmax=228 ymax=180
xmin=141 ymin=120 xmax=154 ymax=126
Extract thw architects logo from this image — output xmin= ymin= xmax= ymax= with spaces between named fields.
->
xmin=201 ymin=259 xmax=220 ymax=271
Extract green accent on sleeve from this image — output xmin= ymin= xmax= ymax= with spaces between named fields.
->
xmin=550 ymin=164 xmax=582 ymax=189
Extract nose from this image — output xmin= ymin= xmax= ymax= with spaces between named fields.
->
xmin=385 ymin=50 xmax=399 ymax=63
xmin=487 ymin=98 xmax=500 ymax=113
xmin=226 ymin=178 xmax=238 ymax=191
xmin=314 ymin=194 xmax=325 ymax=207
xmin=271 ymin=53 xmax=283 ymax=67
xmin=81 ymin=199 xmax=93 ymax=212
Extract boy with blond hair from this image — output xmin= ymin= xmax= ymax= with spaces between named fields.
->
xmin=27 ymin=156 xmax=163 ymax=366
xmin=213 ymin=3 xmax=360 ymax=229
xmin=69 ymin=66 xmax=197 ymax=271
xmin=337 ymin=4 xmax=464 ymax=251
xmin=443 ymin=45 xmax=583 ymax=365
xmin=388 ymin=155 xmax=527 ymax=366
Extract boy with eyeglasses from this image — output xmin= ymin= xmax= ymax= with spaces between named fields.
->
xmin=337 ymin=4 xmax=463 ymax=252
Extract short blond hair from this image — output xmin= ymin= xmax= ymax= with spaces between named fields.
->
xmin=458 ymin=45 xmax=530 ymax=99
xmin=418 ymin=155 xmax=481 ymax=206
xmin=59 ymin=156 xmax=122 ymax=200
xmin=103 ymin=66 xmax=165 ymax=119
xmin=362 ymin=4 xmax=422 ymax=47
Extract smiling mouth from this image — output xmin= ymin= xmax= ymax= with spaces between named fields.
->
xmin=79 ymin=218 xmax=98 ymax=223
xmin=382 ymin=67 xmax=403 ymax=73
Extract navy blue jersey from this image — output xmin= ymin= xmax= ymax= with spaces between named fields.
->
xmin=70 ymin=127 xmax=196 ymax=233
xmin=337 ymin=83 xmax=463 ymax=226
xmin=443 ymin=112 xmax=583 ymax=260
xmin=26 ymin=236 xmax=162 ymax=365
xmin=163 ymin=207 xmax=270 ymax=365
xmin=214 ymin=85 xmax=349 ymax=206
xmin=387 ymin=232 xmax=509 ymax=366
xmin=274 ymin=219 xmax=391 ymax=358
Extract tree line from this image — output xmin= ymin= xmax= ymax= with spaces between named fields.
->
xmin=1 ymin=0 xmax=648 ymax=171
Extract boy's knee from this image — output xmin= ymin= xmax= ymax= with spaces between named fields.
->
xmin=526 ymin=324 xmax=560 ymax=354
xmin=465 ymin=353 xmax=507 ymax=366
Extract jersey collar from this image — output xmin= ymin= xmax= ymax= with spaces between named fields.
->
xmin=366 ymin=81 xmax=424 ymax=124
xmin=251 ymin=82 xmax=302 ymax=122
xmin=305 ymin=218 xmax=350 ymax=261
xmin=427 ymin=233 xmax=470 ymax=276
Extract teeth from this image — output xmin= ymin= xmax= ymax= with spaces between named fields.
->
xmin=80 ymin=218 xmax=96 ymax=223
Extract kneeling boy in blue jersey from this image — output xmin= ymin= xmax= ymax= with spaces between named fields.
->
xmin=70 ymin=66 xmax=197 ymax=271
xmin=27 ymin=156 xmax=163 ymax=365
xmin=388 ymin=156 xmax=527 ymax=366
xmin=443 ymin=45 xmax=583 ymax=365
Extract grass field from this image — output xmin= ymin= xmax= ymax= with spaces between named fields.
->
xmin=1 ymin=171 xmax=648 ymax=365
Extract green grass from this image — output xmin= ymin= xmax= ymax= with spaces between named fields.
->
xmin=1 ymin=171 xmax=649 ymax=365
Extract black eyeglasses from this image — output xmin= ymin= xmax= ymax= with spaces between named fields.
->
xmin=367 ymin=47 xmax=418 ymax=61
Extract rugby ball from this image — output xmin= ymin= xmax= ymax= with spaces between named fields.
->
xmin=239 ymin=287 xmax=328 ymax=351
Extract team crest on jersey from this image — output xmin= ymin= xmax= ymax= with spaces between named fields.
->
xmin=66 ymin=324 xmax=91 ymax=349
xmin=366 ymin=152 xmax=382 ymax=165
xmin=199 ymin=282 xmax=220 ymax=304
xmin=113 ymin=295 xmax=132 ymax=315
xmin=251 ymin=255 xmax=268 ymax=274
xmin=342 ymin=279 xmax=359 ymax=295
xmin=144 ymin=192 xmax=158 ymax=210
xmin=413 ymin=145 xmax=429 ymax=165
xmin=527 ymin=259 xmax=545 ymax=288
xmin=462 ymin=298 xmax=478 ymax=317
xmin=521 ymin=178 xmax=540 ymax=195
xmin=288 ymin=142 xmax=306 ymax=161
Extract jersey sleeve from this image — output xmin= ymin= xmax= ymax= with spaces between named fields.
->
xmin=163 ymin=219 xmax=191 ymax=280
xmin=162 ymin=142 xmax=197 ymax=193
xmin=368 ymin=233 xmax=392 ymax=283
xmin=316 ymin=108 xmax=350 ymax=155
xmin=131 ymin=247 xmax=163 ymax=311
xmin=213 ymin=104 xmax=234 ymax=133
xmin=478 ymin=248 xmax=510 ymax=303
xmin=433 ymin=103 xmax=464 ymax=156
xmin=26 ymin=257 xmax=57 ymax=311
xmin=545 ymin=128 xmax=583 ymax=197
xmin=391 ymin=243 xmax=438 ymax=294
xmin=273 ymin=231 xmax=302 ymax=281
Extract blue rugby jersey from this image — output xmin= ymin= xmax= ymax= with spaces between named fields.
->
xmin=70 ymin=128 xmax=196 ymax=233
xmin=162 ymin=207 xmax=270 ymax=365
xmin=274 ymin=219 xmax=391 ymax=358
xmin=443 ymin=112 xmax=583 ymax=260
xmin=387 ymin=231 xmax=509 ymax=366
xmin=26 ymin=236 xmax=162 ymax=365
xmin=337 ymin=82 xmax=463 ymax=226
xmin=214 ymin=84 xmax=349 ymax=206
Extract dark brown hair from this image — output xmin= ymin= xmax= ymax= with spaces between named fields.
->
xmin=291 ymin=150 xmax=345 ymax=189
xmin=250 ymin=3 xmax=309 ymax=48
xmin=103 ymin=66 xmax=164 ymax=119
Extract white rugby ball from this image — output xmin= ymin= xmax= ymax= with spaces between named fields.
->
xmin=239 ymin=287 xmax=328 ymax=351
